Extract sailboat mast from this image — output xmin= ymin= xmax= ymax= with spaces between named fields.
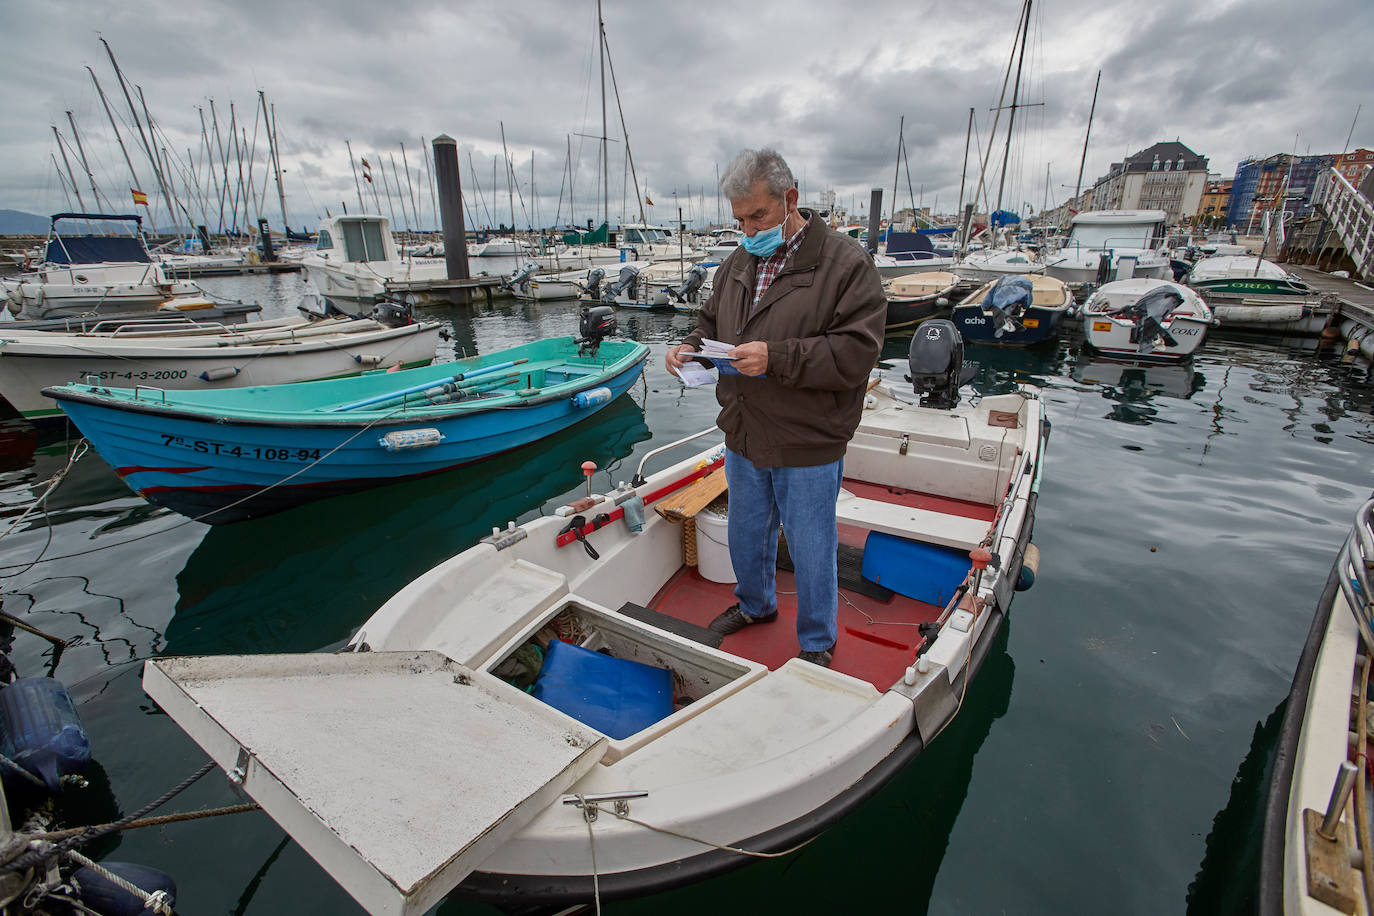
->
xmin=598 ymin=0 xmax=608 ymax=229
xmin=346 ymin=139 xmax=364 ymax=213
xmin=956 ymin=108 xmax=973 ymax=250
xmin=1072 ymin=69 xmax=1100 ymax=217
xmin=66 ymin=112 xmax=105 ymax=210
xmin=500 ymin=121 xmax=513 ymax=234
xmin=264 ymin=95 xmax=289 ymax=232
xmin=994 ymin=0 xmax=1032 ymax=220
xmin=88 ymin=67 xmax=144 ymax=218
xmin=52 ymin=127 xmax=87 ymax=213
xmin=890 ymin=116 xmax=903 ymax=232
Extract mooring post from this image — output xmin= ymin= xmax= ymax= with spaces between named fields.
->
xmin=257 ymin=218 xmax=275 ymax=262
xmin=867 ymin=188 xmax=883 ymax=254
xmin=432 ymin=134 xmax=472 ymax=304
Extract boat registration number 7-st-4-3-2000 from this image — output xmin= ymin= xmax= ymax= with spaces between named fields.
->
xmin=157 ymin=434 xmax=323 ymax=462
xmin=78 ymin=369 xmax=191 ymax=382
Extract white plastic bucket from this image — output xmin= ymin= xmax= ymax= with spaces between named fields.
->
xmin=695 ymin=508 xmax=735 ymax=583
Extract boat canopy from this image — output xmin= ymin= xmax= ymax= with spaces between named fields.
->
xmin=44 ymin=235 xmax=151 ymax=265
xmin=562 ymin=222 xmax=609 ymax=245
xmin=50 ymin=212 xmax=143 ymax=225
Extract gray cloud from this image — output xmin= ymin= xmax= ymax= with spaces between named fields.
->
xmin=3 ymin=0 xmax=1371 ymax=230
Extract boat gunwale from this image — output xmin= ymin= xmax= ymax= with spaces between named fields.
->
xmin=42 ymin=344 xmax=649 ymax=428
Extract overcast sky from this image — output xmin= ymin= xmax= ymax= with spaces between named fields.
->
xmin=3 ymin=0 xmax=1370 ymax=231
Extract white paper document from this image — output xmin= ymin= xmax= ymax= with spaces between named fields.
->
xmin=672 ymin=361 xmax=717 ymax=388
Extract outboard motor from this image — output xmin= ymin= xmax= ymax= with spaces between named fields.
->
xmin=983 ymin=275 xmax=1034 ymax=339
xmin=500 ymin=260 xmax=540 ymax=296
xmin=1116 ymin=285 xmax=1182 ymax=355
xmin=578 ymin=305 xmax=617 ymax=356
xmin=582 ymin=267 xmax=606 ymax=300
xmin=369 ymin=297 xmax=415 ymax=328
xmin=667 ymin=265 xmax=709 ymax=305
xmin=601 ymin=265 xmax=641 ymax=303
xmin=907 ymin=319 xmax=977 ymax=409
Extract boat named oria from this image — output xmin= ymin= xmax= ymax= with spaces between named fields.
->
xmin=44 ymin=309 xmax=646 ymax=523
xmin=141 ymin=322 xmax=1046 ymax=913
xmin=1186 ymin=255 xmax=1332 ymax=334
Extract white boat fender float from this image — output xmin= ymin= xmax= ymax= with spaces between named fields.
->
xmin=0 ymin=676 xmax=91 ymax=792
xmin=571 ymin=386 xmax=613 ymax=409
xmin=1016 ymin=542 xmax=1041 ymax=591
xmin=198 ymin=366 xmax=241 ymax=382
xmin=377 ymin=428 xmax=444 ymax=451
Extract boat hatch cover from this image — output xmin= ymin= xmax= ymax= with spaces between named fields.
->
xmin=143 ymin=651 xmax=607 ymax=916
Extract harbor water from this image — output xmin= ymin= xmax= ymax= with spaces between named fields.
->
xmin=1 ymin=270 xmax=1372 ymax=914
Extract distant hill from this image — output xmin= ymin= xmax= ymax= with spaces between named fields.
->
xmin=0 ymin=210 xmax=49 ymax=235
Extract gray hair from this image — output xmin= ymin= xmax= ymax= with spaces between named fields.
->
xmin=719 ymin=148 xmax=795 ymax=201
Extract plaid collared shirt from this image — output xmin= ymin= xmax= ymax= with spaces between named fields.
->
xmin=751 ymin=214 xmax=810 ymax=313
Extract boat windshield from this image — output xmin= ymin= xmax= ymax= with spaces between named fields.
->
xmin=1067 ymin=223 xmax=1161 ymax=250
xmin=316 ymin=230 xmax=333 ymax=251
xmin=341 ymin=221 xmax=388 ymax=262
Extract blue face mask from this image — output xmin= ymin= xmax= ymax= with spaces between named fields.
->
xmin=742 ymin=220 xmax=785 ymax=257
xmin=740 ymin=198 xmax=789 ymax=256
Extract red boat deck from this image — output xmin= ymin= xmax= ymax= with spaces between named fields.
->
xmin=645 ymin=483 xmax=997 ymax=690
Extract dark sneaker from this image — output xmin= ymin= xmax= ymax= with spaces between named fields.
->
xmin=708 ymin=603 xmax=778 ymax=635
xmin=797 ymin=644 xmax=835 ymax=668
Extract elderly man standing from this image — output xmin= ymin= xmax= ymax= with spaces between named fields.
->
xmin=666 ymin=149 xmax=885 ymax=667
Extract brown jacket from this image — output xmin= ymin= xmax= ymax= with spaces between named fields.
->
xmin=682 ymin=212 xmax=886 ymax=467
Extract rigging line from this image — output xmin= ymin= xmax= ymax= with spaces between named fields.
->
xmin=570 ymin=797 xmax=821 ymax=860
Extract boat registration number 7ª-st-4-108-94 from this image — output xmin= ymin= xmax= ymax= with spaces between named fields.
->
xmin=155 ymin=434 xmax=323 ymax=463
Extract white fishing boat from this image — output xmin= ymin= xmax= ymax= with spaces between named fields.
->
xmin=0 ymin=213 xmax=201 ymax=319
xmin=1261 ymin=496 xmax=1374 ymax=916
xmin=498 ymin=262 xmax=584 ymax=301
xmin=952 ymin=246 xmax=1045 ymax=283
xmin=884 ymin=270 xmax=961 ymax=329
xmin=1041 ymin=210 xmax=1172 ymax=286
xmin=703 ymin=228 xmax=744 ymax=261
xmin=0 ymin=310 xmax=440 ymax=422
xmin=301 ymin=214 xmax=453 ymax=307
xmin=617 ymin=224 xmax=708 ymax=263
xmin=1079 ymin=278 xmax=1213 ymax=361
xmin=143 ymin=325 xmax=1046 ymax=915
xmin=468 ymin=237 xmax=532 ymax=258
xmin=1186 ymin=255 xmax=1331 ymax=334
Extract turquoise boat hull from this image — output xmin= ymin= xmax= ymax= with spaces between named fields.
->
xmin=45 ymin=337 xmax=648 ymax=523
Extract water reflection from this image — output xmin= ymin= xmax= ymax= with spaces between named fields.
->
xmin=163 ymin=394 xmax=651 ymax=657
xmin=1070 ymin=347 xmax=1207 ymax=425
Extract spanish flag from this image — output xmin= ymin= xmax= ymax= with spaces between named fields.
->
xmin=645 ymin=195 xmax=653 ymax=205
xmin=131 ymin=188 xmax=149 ymax=206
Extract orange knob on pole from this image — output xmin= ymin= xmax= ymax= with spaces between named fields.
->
xmin=582 ymin=460 xmax=597 ymax=496
xmin=969 ymin=547 xmax=992 ymax=570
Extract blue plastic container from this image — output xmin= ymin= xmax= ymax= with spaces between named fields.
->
xmin=532 ymin=639 xmax=673 ymax=739
xmin=860 ymin=531 xmax=971 ymax=606
xmin=0 ymin=676 xmax=91 ymax=792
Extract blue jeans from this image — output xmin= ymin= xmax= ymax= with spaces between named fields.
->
xmin=724 ymin=449 xmax=843 ymax=652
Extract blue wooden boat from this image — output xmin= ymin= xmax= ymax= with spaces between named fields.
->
xmin=951 ymin=274 xmax=1073 ymax=346
xmin=44 ymin=319 xmax=648 ymax=524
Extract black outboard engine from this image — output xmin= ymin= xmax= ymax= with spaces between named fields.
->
xmin=601 ymin=265 xmax=641 ymax=303
xmin=578 ymin=305 xmax=617 ymax=356
xmin=983 ymin=275 xmax=1034 ymax=339
xmin=667 ymin=265 xmax=709 ymax=304
xmin=583 ymin=267 xmax=606 ymax=300
xmin=907 ymin=319 xmax=976 ymax=409
xmin=1117 ymin=285 xmax=1182 ymax=355
xmin=369 ymin=297 xmax=415 ymax=328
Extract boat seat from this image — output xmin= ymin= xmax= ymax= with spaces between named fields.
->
xmin=409 ymin=557 xmax=570 ymax=668
xmin=834 ymin=490 xmax=988 ymax=551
